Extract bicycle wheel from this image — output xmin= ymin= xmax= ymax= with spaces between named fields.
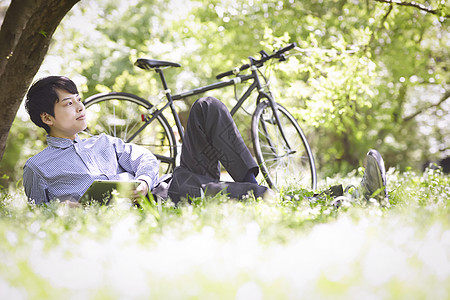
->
xmin=82 ymin=92 xmax=177 ymax=175
xmin=251 ymin=100 xmax=317 ymax=190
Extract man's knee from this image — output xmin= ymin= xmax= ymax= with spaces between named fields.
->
xmin=193 ymin=96 xmax=226 ymax=113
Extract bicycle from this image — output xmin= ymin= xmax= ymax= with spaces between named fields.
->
xmin=82 ymin=43 xmax=317 ymax=191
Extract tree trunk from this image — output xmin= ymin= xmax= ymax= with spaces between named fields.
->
xmin=0 ymin=0 xmax=80 ymax=161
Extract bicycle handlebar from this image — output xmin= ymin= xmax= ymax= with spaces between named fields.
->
xmin=216 ymin=42 xmax=297 ymax=79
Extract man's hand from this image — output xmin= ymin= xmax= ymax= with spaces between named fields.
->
xmin=133 ymin=180 xmax=149 ymax=199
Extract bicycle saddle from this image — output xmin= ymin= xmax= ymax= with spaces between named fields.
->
xmin=135 ymin=58 xmax=181 ymax=70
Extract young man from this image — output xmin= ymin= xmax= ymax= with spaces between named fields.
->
xmin=23 ymin=76 xmax=388 ymax=206
xmin=23 ymin=76 xmax=268 ymax=205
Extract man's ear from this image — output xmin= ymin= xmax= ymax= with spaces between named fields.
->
xmin=41 ymin=113 xmax=53 ymax=126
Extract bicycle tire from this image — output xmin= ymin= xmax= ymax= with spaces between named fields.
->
xmin=82 ymin=92 xmax=177 ymax=175
xmin=251 ymin=100 xmax=317 ymax=190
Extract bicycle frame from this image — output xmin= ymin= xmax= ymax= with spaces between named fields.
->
xmin=172 ymin=73 xmax=256 ymax=115
xmin=127 ymin=54 xmax=296 ymax=166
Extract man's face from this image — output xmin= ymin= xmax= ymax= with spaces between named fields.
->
xmin=41 ymin=89 xmax=87 ymax=140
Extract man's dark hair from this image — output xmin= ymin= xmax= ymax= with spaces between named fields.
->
xmin=25 ymin=76 xmax=79 ymax=133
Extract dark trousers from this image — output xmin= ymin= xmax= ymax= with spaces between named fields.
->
xmin=168 ymin=97 xmax=268 ymax=203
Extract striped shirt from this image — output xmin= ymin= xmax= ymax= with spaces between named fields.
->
xmin=23 ymin=133 xmax=159 ymax=204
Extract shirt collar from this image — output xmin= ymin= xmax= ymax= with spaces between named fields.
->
xmin=46 ymin=134 xmax=81 ymax=149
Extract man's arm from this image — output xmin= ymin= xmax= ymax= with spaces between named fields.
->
xmin=112 ymin=137 xmax=160 ymax=193
xmin=23 ymin=165 xmax=49 ymax=205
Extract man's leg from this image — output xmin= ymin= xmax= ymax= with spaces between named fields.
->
xmin=168 ymin=97 xmax=267 ymax=202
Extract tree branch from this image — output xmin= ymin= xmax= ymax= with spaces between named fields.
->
xmin=373 ymin=0 xmax=449 ymax=17
xmin=368 ymin=3 xmax=393 ymax=47
xmin=403 ymin=90 xmax=450 ymax=122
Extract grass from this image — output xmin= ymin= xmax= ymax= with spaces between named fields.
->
xmin=0 ymin=167 xmax=449 ymax=299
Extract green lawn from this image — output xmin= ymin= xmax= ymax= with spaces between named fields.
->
xmin=0 ymin=168 xmax=449 ymax=299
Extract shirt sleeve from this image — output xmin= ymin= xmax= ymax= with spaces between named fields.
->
xmin=112 ymin=137 xmax=160 ymax=190
xmin=23 ymin=164 xmax=49 ymax=205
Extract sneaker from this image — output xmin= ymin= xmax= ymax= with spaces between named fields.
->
xmin=360 ymin=149 xmax=389 ymax=205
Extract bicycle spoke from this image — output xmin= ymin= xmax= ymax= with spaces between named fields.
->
xmin=252 ymin=101 xmax=316 ymax=190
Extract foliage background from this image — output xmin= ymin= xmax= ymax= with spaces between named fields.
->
xmin=0 ymin=0 xmax=448 ymax=185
